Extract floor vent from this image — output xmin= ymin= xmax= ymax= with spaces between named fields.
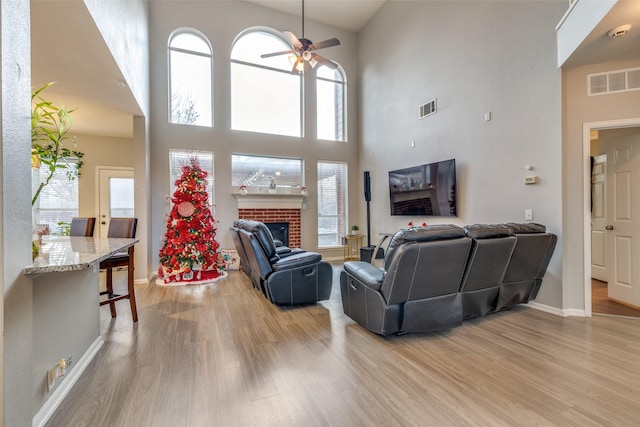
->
xmin=588 ymin=67 xmax=640 ymax=96
xmin=419 ymin=99 xmax=437 ymax=119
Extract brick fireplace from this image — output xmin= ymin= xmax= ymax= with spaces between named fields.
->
xmin=234 ymin=193 xmax=305 ymax=248
xmin=238 ymin=208 xmax=301 ymax=247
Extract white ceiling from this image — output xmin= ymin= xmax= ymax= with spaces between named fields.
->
xmin=30 ymin=0 xmax=640 ymax=139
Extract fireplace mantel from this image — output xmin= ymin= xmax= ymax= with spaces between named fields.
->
xmin=233 ymin=193 xmax=306 ymax=209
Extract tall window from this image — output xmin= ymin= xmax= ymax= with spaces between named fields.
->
xmin=317 ymin=65 xmax=346 ymax=141
xmin=232 ymin=154 xmax=303 ymax=191
xmin=231 ymin=29 xmax=302 ymax=137
xmin=317 ymin=162 xmax=348 ymax=247
xmin=168 ymin=29 xmax=213 ymax=127
xmin=169 ymin=150 xmax=215 ymax=210
xmin=32 ymin=161 xmax=79 ymax=234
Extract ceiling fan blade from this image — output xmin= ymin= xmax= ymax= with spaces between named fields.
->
xmin=312 ymin=53 xmax=338 ymax=70
xmin=309 ymin=38 xmax=340 ymax=51
xmin=283 ymin=31 xmax=303 ymax=50
xmin=261 ymin=50 xmax=295 ymax=59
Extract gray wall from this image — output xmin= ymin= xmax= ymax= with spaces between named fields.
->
xmin=562 ymin=58 xmax=640 ymax=311
xmin=148 ymin=1 xmax=360 ymax=263
xmin=2 ymin=1 xmax=34 ymax=425
xmin=359 ymin=1 xmax=565 ymax=308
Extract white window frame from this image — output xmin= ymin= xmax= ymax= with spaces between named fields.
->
xmin=232 ymin=154 xmax=304 ymax=192
xmin=169 ymin=150 xmax=215 ymax=214
xmin=317 ymin=161 xmax=348 ymax=248
xmin=230 ymin=28 xmax=304 ymax=137
xmin=316 ymin=65 xmax=347 ymax=142
xmin=32 ymin=158 xmax=80 ymax=235
xmin=168 ymin=28 xmax=213 ymax=127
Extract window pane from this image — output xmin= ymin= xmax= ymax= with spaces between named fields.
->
xmin=110 ymin=178 xmax=134 ymax=217
xmin=232 ymin=154 xmax=303 ymax=190
xmin=170 ymin=32 xmax=211 ymax=54
xmin=317 ymin=162 xmax=347 ymax=247
xmin=32 ymin=160 xmax=79 ymax=234
xmin=170 ymin=49 xmax=212 ymax=126
xmin=317 ymin=66 xmax=346 ymax=141
xmin=231 ymin=62 xmax=301 ymax=136
xmin=230 ymin=30 xmax=302 ymax=137
xmin=231 ymin=31 xmax=291 ymax=71
xmin=170 ymin=150 xmax=215 ymax=210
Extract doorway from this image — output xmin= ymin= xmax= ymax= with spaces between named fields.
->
xmin=585 ymin=120 xmax=640 ymax=317
xmin=96 ymin=167 xmax=135 ymax=238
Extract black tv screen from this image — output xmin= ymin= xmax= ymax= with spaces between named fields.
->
xmin=388 ymin=159 xmax=457 ymax=217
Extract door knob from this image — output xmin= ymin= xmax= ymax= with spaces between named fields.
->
xmin=605 ymin=225 xmax=614 ymax=230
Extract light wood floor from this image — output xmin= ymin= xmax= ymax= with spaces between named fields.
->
xmin=592 ymin=278 xmax=640 ymax=318
xmin=47 ymin=268 xmax=640 ymax=426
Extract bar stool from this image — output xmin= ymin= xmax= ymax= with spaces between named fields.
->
xmin=69 ymin=217 xmax=96 ymax=237
xmin=99 ymin=218 xmax=138 ymax=322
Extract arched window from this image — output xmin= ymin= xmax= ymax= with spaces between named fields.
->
xmin=316 ymin=65 xmax=346 ymax=141
xmin=230 ymin=29 xmax=302 ymax=137
xmin=168 ymin=29 xmax=213 ymax=127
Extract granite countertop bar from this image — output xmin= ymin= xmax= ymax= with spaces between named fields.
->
xmin=24 ymin=236 xmax=138 ymax=275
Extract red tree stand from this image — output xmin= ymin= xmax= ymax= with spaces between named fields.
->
xmin=157 ymin=158 xmax=227 ymax=285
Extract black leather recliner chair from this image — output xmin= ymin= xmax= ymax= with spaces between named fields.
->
xmin=460 ymin=224 xmax=516 ymax=318
xmin=231 ymin=220 xmax=332 ymax=306
xmin=494 ymin=222 xmax=557 ymax=311
xmin=340 ymin=225 xmax=472 ymax=335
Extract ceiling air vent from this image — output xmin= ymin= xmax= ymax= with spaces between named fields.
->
xmin=419 ymin=98 xmax=437 ymax=119
xmin=588 ymin=67 xmax=640 ymax=95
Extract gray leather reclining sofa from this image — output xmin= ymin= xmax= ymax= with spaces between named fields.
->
xmin=230 ymin=220 xmax=332 ymax=306
xmin=340 ymin=223 xmax=556 ymax=335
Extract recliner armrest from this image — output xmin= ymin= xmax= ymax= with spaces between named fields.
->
xmin=343 ymin=261 xmax=384 ymax=291
xmin=272 ymin=251 xmax=322 ymax=271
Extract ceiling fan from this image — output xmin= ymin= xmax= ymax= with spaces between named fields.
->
xmin=260 ymin=0 xmax=341 ymax=73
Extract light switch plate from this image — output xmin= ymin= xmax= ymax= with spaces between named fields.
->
xmin=525 ymin=209 xmax=533 ymax=221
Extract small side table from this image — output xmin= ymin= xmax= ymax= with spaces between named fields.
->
xmin=344 ymin=234 xmax=364 ymax=261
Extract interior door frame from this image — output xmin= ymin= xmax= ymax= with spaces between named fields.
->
xmin=583 ymin=117 xmax=640 ymax=317
xmin=94 ymin=166 xmax=135 ymax=237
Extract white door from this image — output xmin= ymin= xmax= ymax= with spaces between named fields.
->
xmin=97 ymin=168 xmax=135 ymax=238
xmin=606 ymin=136 xmax=640 ymax=307
xmin=591 ymin=154 xmax=608 ymax=281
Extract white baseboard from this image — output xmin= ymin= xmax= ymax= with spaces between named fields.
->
xmin=529 ymin=301 xmax=586 ymax=318
xmin=33 ymin=336 xmax=104 ymax=427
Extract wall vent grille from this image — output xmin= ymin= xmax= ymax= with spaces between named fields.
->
xmin=419 ymin=99 xmax=437 ymax=119
xmin=588 ymin=67 xmax=640 ymax=96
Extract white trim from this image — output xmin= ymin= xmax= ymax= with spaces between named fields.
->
xmin=582 ymin=118 xmax=640 ymax=319
xmin=529 ymin=301 xmax=586 ymax=317
xmin=32 ymin=337 xmax=104 ymax=427
xmin=233 ymin=193 xmax=305 ymax=209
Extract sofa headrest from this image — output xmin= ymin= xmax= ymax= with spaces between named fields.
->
xmin=384 ymin=224 xmax=466 ymax=270
xmin=502 ymin=222 xmax=546 ymax=234
xmin=464 ymin=224 xmax=513 ymax=239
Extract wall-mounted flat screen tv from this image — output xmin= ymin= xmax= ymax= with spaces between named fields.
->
xmin=388 ymin=158 xmax=457 ymax=217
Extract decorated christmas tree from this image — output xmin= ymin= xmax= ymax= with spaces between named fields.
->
xmin=157 ymin=158 xmax=226 ymax=285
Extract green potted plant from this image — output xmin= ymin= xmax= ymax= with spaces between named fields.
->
xmin=31 ymin=82 xmax=84 ymax=206
xmin=351 ymin=225 xmax=359 ymax=235
xmin=31 ymin=82 xmax=84 ymax=257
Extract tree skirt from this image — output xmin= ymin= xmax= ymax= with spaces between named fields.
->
xmin=156 ymin=266 xmax=227 ymax=286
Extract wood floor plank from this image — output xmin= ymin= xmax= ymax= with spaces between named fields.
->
xmin=46 ymin=267 xmax=640 ymax=426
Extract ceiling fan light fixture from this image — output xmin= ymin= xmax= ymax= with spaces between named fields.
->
xmin=295 ymin=58 xmax=305 ymax=72
xmin=309 ymin=58 xmax=318 ymax=68
xmin=302 ymin=50 xmax=312 ymax=61
xmin=288 ymin=54 xmax=298 ymax=64
xmin=607 ymin=24 xmax=632 ymax=39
